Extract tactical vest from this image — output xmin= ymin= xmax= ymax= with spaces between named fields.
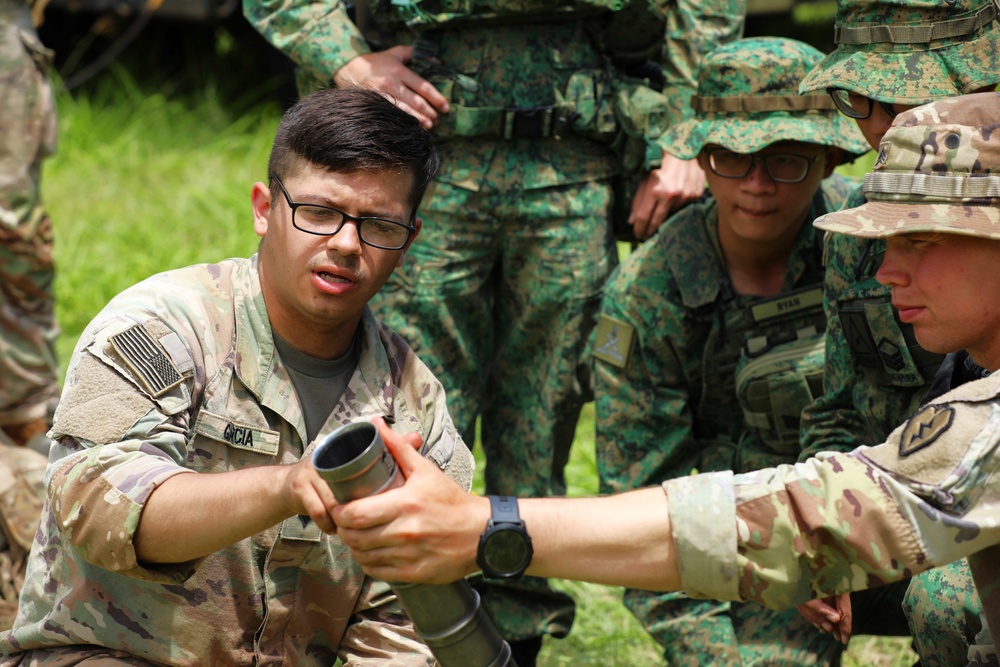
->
xmin=834 ymin=236 xmax=943 ymax=387
xmin=670 ymin=193 xmax=829 ymax=473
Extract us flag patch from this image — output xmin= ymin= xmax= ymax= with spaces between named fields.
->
xmin=109 ymin=324 xmax=184 ymax=397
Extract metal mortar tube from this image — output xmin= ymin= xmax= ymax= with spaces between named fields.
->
xmin=313 ymin=421 xmax=516 ymax=667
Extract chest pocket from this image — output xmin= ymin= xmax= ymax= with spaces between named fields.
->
xmin=731 ymin=286 xmax=827 ymax=471
xmin=838 ymin=293 xmax=942 ymax=388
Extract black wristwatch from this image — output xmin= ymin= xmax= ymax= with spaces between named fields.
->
xmin=477 ymin=496 xmax=533 ymax=580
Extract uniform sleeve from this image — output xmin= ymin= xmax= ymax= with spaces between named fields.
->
xmin=660 ymin=0 xmax=745 ymax=105
xmin=339 ymin=577 xmax=434 ymax=666
xmin=46 ymin=316 xmax=200 ymax=582
xmin=244 ymin=0 xmax=371 ymax=86
xmin=670 ymin=380 xmax=1000 ymax=613
xmin=594 ymin=267 xmax=698 ymax=495
xmin=667 ymin=453 xmax=919 ymax=610
xmin=594 ymin=259 xmax=742 ymax=660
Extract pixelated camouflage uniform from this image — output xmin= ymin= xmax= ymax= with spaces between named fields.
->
xmin=594 ymin=38 xmax=869 ymax=665
xmin=0 ymin=0 xmax=59 ymax=440
xmin=245 ymin=0 xmax=745 ymax=643
xmin=797 ymin=1 xmax=1000 ymax=662
xmin=0 ymin=255 xmax=475 ymax=666
xmin=665 ymin=93 xmax=1000 ymax=667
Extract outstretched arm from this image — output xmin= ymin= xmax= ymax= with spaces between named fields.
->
xmin=334 ymin=419 xmax=680 ymax=590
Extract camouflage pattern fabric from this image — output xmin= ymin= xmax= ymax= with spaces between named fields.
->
xmin=904 ymin=560 xmax=984 ymax=666
xmin=658 ymin=37 xmax=868 ymax=159
xmin=245 ymin=0 xmax=745 ymax=644
xmin=798 ymin=0 xmax=1000 ymax=104
xmin=0 ymin=442 xmax=46 ymax=632
xmin=815 ymin=94 xmax=1000 ymax=239
xmin=0 ymin=0 xmax=59 ymax=432
xmin=0 ymin=256 xmax=474 ymax=666
xmin=666 ymin=368 xmax=1000 ymax=665
xmin=595 ymin=177 xmax=853 ymax=665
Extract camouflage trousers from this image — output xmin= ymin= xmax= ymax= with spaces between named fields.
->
xmin=904 ymin=559 xmax=983 ymax=667
xmin=623 ymin=591 xmax=846 ymax=666
xmin=0 ymin=441 xmax=47 ymax=632
xmin=371 ymin=176 xmax=617 ymax=641
xmin=0 ymin=2 xmax=60 ymax=429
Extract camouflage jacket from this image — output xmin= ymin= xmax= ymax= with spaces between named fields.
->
xmin=245 ymin=0 xmax=744 ymax=189
xmin=798 ymin=186 xmax=944 ymax=460
xmin=596 ymin=173 xmax=855 ymax=494
xmin=0 ymin=256 xmax=472 ymax=666
xmin=667 ymin=370 xmax=1000 ymax=666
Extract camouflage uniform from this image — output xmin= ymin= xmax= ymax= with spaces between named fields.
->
xmin=594 ymin=38 xmax=868 ymax=665
xmin=0 ymin=443 xmax=46 ymax=632
xmin=797 ymin=1 xmax=1000 ymax=662
xmin=0 ymin=255 xmax=475 ymax=666
xmin=245 ymin=0 xmax=745 ymax=643
xmin=665 ymin=93 xmax=1000 ymax=667
xmin=0 ymin=0 xmax=59 ymax=445
xmin=0 ymin=0 xmax=57 ymax=640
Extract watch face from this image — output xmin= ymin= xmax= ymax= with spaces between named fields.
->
xmin=483 ymin=529 xmax=531 ymax=574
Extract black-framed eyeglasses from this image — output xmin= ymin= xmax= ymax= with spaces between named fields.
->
xmin=826 ymin=88 xmax=899 ymax=120
xmin=271 ymin=173 xmax=416 ymax=250
xmin=705 ymin=149 xmax=826 ymax=184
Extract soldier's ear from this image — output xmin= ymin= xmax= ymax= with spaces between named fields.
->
xmin=252 ymin=182 xmax=272 ymax=239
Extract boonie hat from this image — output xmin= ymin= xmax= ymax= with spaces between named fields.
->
xmin=814 ymin=92 xmax=1000 ymax=239
xmin=658 ymin=37 xmax=869 ymax=160
xmin=799 ymin=0 xmax=1000 ymax=105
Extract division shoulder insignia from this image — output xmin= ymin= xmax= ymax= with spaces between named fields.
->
xmin=899 ymin=404 xmax=955 ymax=457
xmin=592 ymin=313 xmax=636 ymax=369
xmin=108 ymin=323 xmax=184 ymax=398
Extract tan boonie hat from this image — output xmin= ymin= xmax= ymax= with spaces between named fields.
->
xmin=799 ymin=0 xmax=1000 ymax=104
xmin=658 ymin=37 xmax=868 ymax=160
xmin=814 ymin=92 xmax=1000 ymax=239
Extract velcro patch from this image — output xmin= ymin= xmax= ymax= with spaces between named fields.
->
xmin=899 ymin=404 xmax=955 ymax=457
xmin=593 ymin=314 xmax=635 ymax=368
xmin=109 ymin=324 xmax=184 ymax=398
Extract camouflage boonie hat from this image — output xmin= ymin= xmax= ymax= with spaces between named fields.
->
xmin=814 ymin=92 xmax=1000 ymax=239
xmin=799 ymin=0 xmax=1000 ymax=104
xmin=658 ymin=37 xmax=869 ymax=160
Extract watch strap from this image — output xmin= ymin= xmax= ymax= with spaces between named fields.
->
xmin=488 ymin=495 xmax=522 ymax=525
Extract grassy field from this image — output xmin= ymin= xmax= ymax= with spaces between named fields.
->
xmin=43 ymin=55 xmax=912 ymax=666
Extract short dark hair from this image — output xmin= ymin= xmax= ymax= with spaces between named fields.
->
xmin=267 ymin=88 xmax=440 ymax=213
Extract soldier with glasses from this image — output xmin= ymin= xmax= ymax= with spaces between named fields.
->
xmin=591 ymin=37 xmax=877 ymax=666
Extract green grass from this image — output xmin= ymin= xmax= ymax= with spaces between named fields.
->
xmin=44 ymin=66 xmax=914 ymax=666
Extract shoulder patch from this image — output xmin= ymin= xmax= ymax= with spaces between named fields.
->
xmin=592 ymin=314 xmax=635 ymax=368
xmin=899 ymin=404 xmax=955 ymax=457
xmin=108 ymin=323 xmax=184 ymax=397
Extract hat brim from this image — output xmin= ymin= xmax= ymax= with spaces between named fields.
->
xmin=799 ymin=25 xmax=1000 ymax=103
xmin=814 ymin=201 xmax=1000 ymax=240
xmin=658 ymin=112 xmax=870 ymax=160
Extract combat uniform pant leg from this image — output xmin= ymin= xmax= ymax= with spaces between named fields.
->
xmin=903 ymin=559 xmax=983 ymax=667
xmin=731 ymin=601 xmax=844 ymax=667
xmin=624 ymin=591 xmax=744 ymax=666
xmin=0 ymin=5 xmax=59 ymax=433
xmin=370 ymin=179 xmax=498 ymax=441
xmin=475 ymin=178 xmax=615 ymax=642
